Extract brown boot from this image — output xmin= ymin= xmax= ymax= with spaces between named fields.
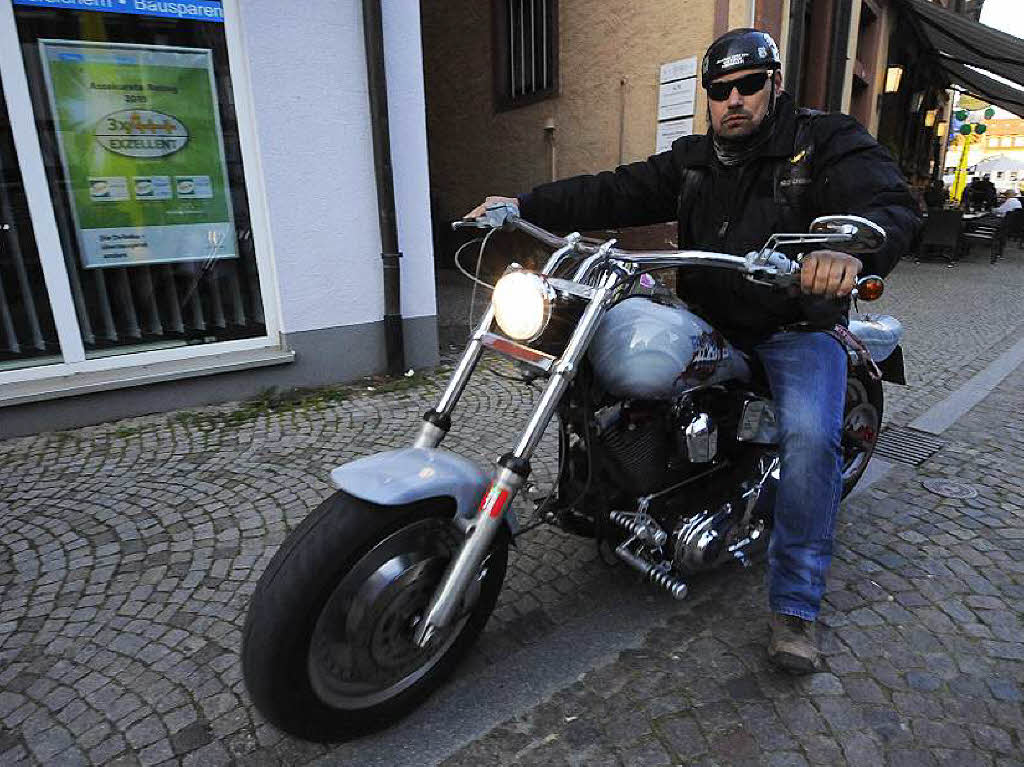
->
xmin=767 ymin=612 xmax=821 ymax=674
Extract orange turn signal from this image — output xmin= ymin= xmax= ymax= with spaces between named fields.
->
xmin=856 ymin=276 xmax=884 ymax=302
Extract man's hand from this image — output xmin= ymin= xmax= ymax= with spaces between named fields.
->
xmin=465 ymin=196 xmax=518 ymax=220
xmin=800 ymin=250 xmax=863 ymax=298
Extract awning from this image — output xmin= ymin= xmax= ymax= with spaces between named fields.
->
xmin=975 ymin=154 xmax=1024 ymax=173
xmin=940 ymin=60 xmax=1024 ymax=117
xmin=897 ymin=0 xmax=1024 ymax=117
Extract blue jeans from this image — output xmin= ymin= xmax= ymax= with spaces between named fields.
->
xmin=754 ymin=330 xmax=847 ymax=621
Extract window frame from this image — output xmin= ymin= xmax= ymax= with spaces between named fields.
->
xmin=0 ymin=0 xmax=285 ymax=393
xmin=491 ymin=0 xmax=559 ymax=112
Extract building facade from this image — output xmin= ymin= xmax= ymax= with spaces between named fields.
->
xmin=0 ymin=0 xmax=438 ymax=438
xmin=420 ymin=0 xmax=900 ymax=244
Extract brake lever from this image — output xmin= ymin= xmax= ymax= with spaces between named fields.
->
xmin=743 ymin=249 xmax=801 ymax=288
xmin=452 ymin=219 xmax=486 ymax=230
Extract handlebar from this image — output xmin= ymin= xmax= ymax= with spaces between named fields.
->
xmin=454 ymin=209 xmax=883 ymax=300
xmin=455 ymin=212 xmax=781 ymax=283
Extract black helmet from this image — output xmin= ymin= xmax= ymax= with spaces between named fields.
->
xmin=702 ymin=28 xmax=781 ymax=88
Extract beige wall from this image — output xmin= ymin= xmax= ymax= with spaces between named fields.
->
xmin=867 ymin=3 xmax=891 ymax=136
xmin=421 ymin=0 xmax=719 ymax=226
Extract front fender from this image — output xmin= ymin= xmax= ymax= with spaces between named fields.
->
xmin=329 ymin=448 xmax=519 ymax=534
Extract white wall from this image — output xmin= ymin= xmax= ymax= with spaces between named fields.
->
xmin=238 ymin=0 xmax=437 ymax=334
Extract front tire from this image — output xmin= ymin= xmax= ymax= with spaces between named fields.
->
xmin=242 ymin=491 xmax=507 ymax=741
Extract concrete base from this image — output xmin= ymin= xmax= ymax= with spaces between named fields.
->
xmin=0 ymin=315 xmax=438 ymax=439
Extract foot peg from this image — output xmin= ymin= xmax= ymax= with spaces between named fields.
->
xmin=614 ymin=543 xmax=688 ymax=600
xmin=609 ymin=510 xmax=668 ymax=547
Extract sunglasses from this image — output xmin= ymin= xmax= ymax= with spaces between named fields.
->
xmin=707 ymin=71 xmax=772 ymax=102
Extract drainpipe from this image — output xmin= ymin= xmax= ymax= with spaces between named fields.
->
xmin=827 ymin=0 xmax=854 ymax=113
xmin=362 ymin=0 xmax=405 ymax=376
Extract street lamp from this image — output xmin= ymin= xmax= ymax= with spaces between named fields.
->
xmin=925 ymin=109 xmax=938 ymax=127
xmin=885 ymin=66 xmax=904 ymax=93
xmin=936 ymin=122 xmax=947 ymax=138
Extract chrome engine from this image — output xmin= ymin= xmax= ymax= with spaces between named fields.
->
xmin=672 ymin=455 xmax=778 ymax=574
xmin=607 ymin=456 xmax=779 ymax=597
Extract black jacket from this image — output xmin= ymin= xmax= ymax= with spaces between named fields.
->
xmin=518 ymin=92 xmax=920 ymax=346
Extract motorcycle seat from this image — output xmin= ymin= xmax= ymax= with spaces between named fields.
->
xmin=847 ymin=314 xmax=903 ymax=362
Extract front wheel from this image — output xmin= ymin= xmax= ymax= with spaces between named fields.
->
xmin=242 ymin=491 xmax=508 ymax=741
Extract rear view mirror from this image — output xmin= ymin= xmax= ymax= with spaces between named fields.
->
xmin=809 ymin=215 xmax=887 ymax=254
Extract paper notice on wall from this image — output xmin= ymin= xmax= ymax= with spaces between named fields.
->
xmin=656 ymin=57 xmax=697 ymax=152
xmin=656 ymin=118 xmax=694 ymax=153
xmin=660 ymin=57 xmax=698 ymax=84
xmin=658 ymin=78 xmax=696 ymax=121
xmin=39 ymin=40 xmax=237 ymax=269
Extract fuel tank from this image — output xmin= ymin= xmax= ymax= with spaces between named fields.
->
xmin=588 ymin=296 xmax=750 ymax=400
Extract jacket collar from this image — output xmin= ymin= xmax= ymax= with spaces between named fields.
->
xmin=680 ymin=91 xmax=799 ymax=168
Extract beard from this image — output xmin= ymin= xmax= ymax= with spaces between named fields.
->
xmin=711 ymin=89 xmax=778 ymax=167
xmin=716 ymin=108 xmax=761 ymax=139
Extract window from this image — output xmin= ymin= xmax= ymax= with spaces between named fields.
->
xmin=1002 ymin=137 xmax=1014 ymax=147
xmin=990 ymin=138 xmax=1000 ymax=147
xmin=0 ymin=77 xmax=61 ymax=371
xmin=494 ymin=0 xmax=558 ymax=109
xmin=12 ymin=1 xmax=267 ymax=359
xmin=997 ymin=171 xmax=1004 ymax=179
xmin=1015 ymin=137 xmax=1024 ymax=147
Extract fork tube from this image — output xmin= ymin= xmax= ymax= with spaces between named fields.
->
xmin=413 ymin=305 xmax=495 ymax=449
xmin=514 ymin=274 xmax=615 ymax=457
xmin=413 ymin=274 xmax=616 ymax=647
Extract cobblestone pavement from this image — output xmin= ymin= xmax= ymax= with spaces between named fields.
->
xmin=0 ymin=246 xmax=1022 ymax=766
xmin=443 ymin=359 xmax=1024 ymax=767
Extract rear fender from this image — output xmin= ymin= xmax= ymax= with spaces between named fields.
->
xmin=329 ymin=448 xmax=520 ymax=535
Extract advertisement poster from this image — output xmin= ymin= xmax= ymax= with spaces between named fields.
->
xmin=39 ymin=40 xmax=236 ymax=268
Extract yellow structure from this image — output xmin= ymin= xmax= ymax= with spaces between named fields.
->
xmin=952 ymin=133 xmax=978 ymax=203
xmin=946 ymin=117 xmax=1024 ymax=190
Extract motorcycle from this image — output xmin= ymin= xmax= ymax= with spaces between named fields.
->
xmin=241 ymin=208 xmax=906 ymax=741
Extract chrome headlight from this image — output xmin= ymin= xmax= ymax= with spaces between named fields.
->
xmin=492 ymin=271 xmax=552 ymax=342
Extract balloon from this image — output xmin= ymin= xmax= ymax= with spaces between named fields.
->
xmin=960 ymin=124 xmax=972 ymax=135
xmin=955 ymin=110 xmax=969 ymax=121
xmin=985 ymin=108 xmax=996 ymax=119
xmin=975 ymin=124 xmax=987 ymax=134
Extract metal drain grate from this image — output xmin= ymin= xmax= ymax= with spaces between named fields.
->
xmin=873 ymin=426 xmax=946 ymax=466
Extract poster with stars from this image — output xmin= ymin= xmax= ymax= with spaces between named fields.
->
xmin=39 ymin=40 xmax=236 ymax=268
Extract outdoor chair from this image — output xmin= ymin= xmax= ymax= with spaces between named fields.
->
xmin=916 ymin=209 xmax=962 ymax=267
xmin=1004 ymin=208 xmax=1024 ymax=248
xmin=959 ymin=214 xmax=1008 ymax=264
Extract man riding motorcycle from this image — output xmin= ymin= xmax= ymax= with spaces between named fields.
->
xmin=467 ymin=28 xmax=920 ymax=673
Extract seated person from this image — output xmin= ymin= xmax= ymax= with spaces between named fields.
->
xmin=979 ymin=174 xmax=999 ymax=210
xmin=923 ymin=179 xmax=947 ymax=209
xmin=994 ymin=190 xmax=1022 ymax=216
xmin=963 ymin=178 xmax=982 ymax=211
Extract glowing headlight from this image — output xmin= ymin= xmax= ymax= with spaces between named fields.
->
xmin=492 ymin=271 xmax=552 ymax=341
